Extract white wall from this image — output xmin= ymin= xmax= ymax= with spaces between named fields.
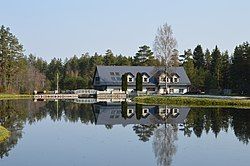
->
xmin=159 ymin=86 xmax=188 ymax=94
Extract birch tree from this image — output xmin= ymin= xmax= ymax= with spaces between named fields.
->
xmin=153 ymin=124 xmax=178 ymax=166
xmin=154 ymin=23 xmax=177 ymax=94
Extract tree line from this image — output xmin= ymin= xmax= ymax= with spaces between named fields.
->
xmin=181 ymin=43 xmax=250 ymax=95
xmin=0 ymin=25 xmax=249 ymax=95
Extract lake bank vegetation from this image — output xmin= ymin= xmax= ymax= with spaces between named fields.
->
xmin=134 ymin=96 xmax=250 ymax=108
xmin=0 ymin=126 xmax=10 ymax=142
xmin=0 ymin=24 xmax=249 ymax=96
xmin=0 ymin=94 xmax=32 ymax=100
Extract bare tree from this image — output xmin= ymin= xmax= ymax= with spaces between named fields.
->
xmin=154 ymin=23 xmax=178 ymax=94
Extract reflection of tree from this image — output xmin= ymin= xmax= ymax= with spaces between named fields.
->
xmin=133 ymin=124 xmax=156 ymax=142
xmin=135 ymin=103 xmax=143 ymax=120
xmin=121 ymin=101 xmax=128 ymax=119
xmin=0 ymin=100 xmax=27 ymax=158
xmin=184 ymin=107 xmax=250 ymax=144
xmin=42 ymin=101 xmax=95 ymax=124
xmin=105 ymin=124 xmax=113 ymax=129
xmin=153 ymin=124 xmax=178 ymax=166
xmin=231 ymin=109 xmax=250 ymax=144
xmin=0 ymin=100 xmax=96 ymax=158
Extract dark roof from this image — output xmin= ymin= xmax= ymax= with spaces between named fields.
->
xmin=94 ymin=66 xmax=191 ymax=86
xmin=93 ymin=103 xmax=190 ymax=126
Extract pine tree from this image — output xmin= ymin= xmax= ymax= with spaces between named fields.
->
xmin=221 ymin=51 xmax=230 ymax=89
xmin=231 ymin=42 xmax=250 ymax=95
xmin=133 ymin=45 xmax=155 ymax=66
xmin=182 ymin=49 xmax=196 ymax=88
xmin=211 ymin=46 xmax=222 ymax=90
xmin=193 ymin=45 xmax=205 ymax=69
xmin=104 ymin=49 xmax=116 ymax=66
xmin=0 ymin=25 xmax=24 ymax=92
xmin=204 ymin=49 xmax=212 ymax=70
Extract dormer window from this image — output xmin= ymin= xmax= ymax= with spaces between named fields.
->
xmin=160 ymin=76 xmax=166 ymax=82
xmin=143 ymin=77 xmax=147 ymax=82
xmin=95 ymin=77 xmax=100 ymax=82
xmin=127 ymin=73 xmax=134 ymax=82
xmin=171 ymin=73 xmax=180 ymax=83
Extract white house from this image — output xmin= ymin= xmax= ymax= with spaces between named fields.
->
xmin=93 ymin=66 xmax=191 ymax=94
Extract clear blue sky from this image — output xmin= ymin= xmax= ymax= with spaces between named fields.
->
xmin=1 ymin=0 xmax=249 ymax=61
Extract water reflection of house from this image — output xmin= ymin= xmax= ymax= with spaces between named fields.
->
xmin=92 ymin=102 xmax=190 ymax=126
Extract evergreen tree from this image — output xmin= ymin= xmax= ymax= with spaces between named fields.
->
xmin=0 ymin=25 xmax=24 ymax=92
xmin=221 ymin=51 xmax=230 ymax=89
xmin=122 ymin=73 xmax=128 ymax=92
xmin=136 ymin=72 xmax=143 ymax=91
xmin=133 ymin=45 xmax=155 ymax=66
xmin=231 ymin=42 xmax=250 ymax=95
xmin=204 ymin=49 xmax=212 ymax=70
xmin=46 ymin=58 xmax=64 ymax=90
xmin=133 ymin=124 xmax=156 ymax=142
xmin=182 ymin=49 xmax=196 ymax=88
xmin=211 ymin=46 xmax=222 ymax=90
xmin=193 ymin=45 xmax=205 ymax=69
xmin=104 ymin=49 xmax=116 ymax=66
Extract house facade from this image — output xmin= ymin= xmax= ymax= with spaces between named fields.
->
xmin=93 ymin=66 xmax=191 ymax=94
xmin=92 ymin=102 xmax=190 ymax=126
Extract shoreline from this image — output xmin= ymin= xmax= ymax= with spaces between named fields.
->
xmin=134 ymin=95 xmax=250 ymax=108
xmin=0 ymin=94 xmax=33 ymax=100
xmin=0 ymin=126 xmax=10 ymax=142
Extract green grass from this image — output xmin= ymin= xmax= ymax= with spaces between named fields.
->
xmin=0 ymin=94 xmax=33 ymax=100
xmin=134 ymin=96 xmax=250 ymax=108
xmin=0 ymin=126 xmax=10 ymax=142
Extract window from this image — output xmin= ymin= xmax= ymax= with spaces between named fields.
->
xmin=144 ymin=77 xmax=148 ymax=82
xmin=174 ymin=78 xmax=178 ymax=82
xmin=173 ymin=108 xmax=179 ymax=114
xmin=111 ymin=77 xmax=116 ymax=81
xmin=128 ymin=109 xmax=133 ymax=114
xmin=115 ymin=72 xmax=120 ymax=76
xmin=129 ymin=77 xmax=133 ymax=82
xmin=161 ymin=77 xmax=166 ymax=82
xmin=167 ymin=78 xmax=170 ymax=83
xmin=147 ymin=88 xmax=155 ymax=91
xmin=170 ymin=89 xmax=174 ymax=93
xmin=110 ymin=72 xmax=115 ymax=75
xmin=179 ymin=89 xmax=184 ymax=93
xmin=143 ymin=109 xmax=148 ymax=114
xmin=116 ymin=77 xmax=121 ymax=81
xmin=95 ymin=77 xmax=100 ymax=82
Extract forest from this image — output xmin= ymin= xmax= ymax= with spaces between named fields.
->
xmin=0 ymin=25 xmax=249 ymax=95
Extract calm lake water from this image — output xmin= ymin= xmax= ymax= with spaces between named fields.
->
xmin=0 ymin=100 xmax=250 ymax=166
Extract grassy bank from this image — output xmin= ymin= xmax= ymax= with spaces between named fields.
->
xmin=134 ymin=96 xmax=250 ymax=108
xmin=0 ymin=94 xmax=33 ymax=100
xmin=0 ymin=126 xmax=10 ymax=142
